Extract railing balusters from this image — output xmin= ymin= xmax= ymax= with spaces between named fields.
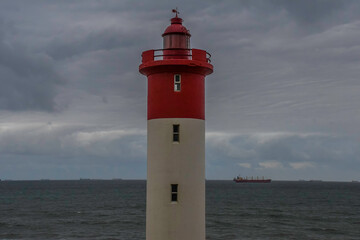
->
xmin=146 ymin=48 xmax=211 ymax=63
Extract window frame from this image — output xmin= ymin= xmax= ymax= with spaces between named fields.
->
xmin=173 ymin=124 xmax=180 ymax=143
xmin=174 ymin=74 xmax=181 ymax=92
xmin=171 ymin=184 xmax=178 ymax=202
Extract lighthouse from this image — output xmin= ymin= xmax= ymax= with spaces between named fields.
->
xmin=139 ymin=10 xmax=213 ymax=240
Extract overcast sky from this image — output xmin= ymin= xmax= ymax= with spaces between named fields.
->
xmin=0 ymin=0 xmax=359 ymax=181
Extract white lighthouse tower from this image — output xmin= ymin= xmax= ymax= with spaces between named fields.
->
xmin=139 ymin=10 xmax=213 ymax=240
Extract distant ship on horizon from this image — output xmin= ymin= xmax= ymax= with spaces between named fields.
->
xmin=233 ymin=175 xmax=271 ymax=183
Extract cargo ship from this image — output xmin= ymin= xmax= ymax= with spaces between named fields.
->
xmin=233 ymin=175 xmax=271 ymax=183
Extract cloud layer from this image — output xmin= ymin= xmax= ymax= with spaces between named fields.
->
xmin=0 ymin=0 xmax=359 ymax=180
xmin=206 ymin=132 xmax=360 ymax=180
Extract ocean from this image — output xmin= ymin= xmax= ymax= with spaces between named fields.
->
xmin=0 ymin=180 xmax=359 ymax=240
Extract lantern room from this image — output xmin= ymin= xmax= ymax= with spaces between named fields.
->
xmin=162 ymin=15 xmax=191 ymax=49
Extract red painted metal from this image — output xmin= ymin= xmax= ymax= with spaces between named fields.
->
xmin=139 ymin=15 xmax=213 ymax=120
xmin=147 ymin=72 xmax=204 ymax=120
xmin=162 ymin=17 xmax=191 ymax=37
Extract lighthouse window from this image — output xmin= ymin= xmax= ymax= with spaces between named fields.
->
xmin=173 ymin=124 xmax=180 ymax=142
xmin=171 ymin=184 xmax=178 ymax=202
xmin=174 ymin=74 xmax=181 ymax=91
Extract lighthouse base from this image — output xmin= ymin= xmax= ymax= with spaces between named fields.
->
xmin=146 ymin=118 xmax=205 ymax=240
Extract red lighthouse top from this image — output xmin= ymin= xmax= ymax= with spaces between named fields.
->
xmin=162 ymin=9 xmax=191 ymax=37
xmin=162 ymin=17 xmax=191 ymax=37
xmin=139 ymin=11 xmax=213 ymax=120
xmin=162 ymin=10 xmax=191 ymax=50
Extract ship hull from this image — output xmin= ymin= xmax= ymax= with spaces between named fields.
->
xmin=233 ymin=179 xmax=271 ymax=183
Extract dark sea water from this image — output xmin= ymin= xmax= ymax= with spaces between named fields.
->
xmin=0 ymin=180 xmax=359 ymax=240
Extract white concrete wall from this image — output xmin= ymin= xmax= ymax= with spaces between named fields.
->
xmin=147 ymin=118 xmax=205 ymax=240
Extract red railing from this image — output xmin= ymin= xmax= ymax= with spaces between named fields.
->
xmin=142 ymin=48 xmax=211 ymax=64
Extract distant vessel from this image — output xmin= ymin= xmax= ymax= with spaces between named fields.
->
xmin=233 ymin=175 xmax=271 ymax=183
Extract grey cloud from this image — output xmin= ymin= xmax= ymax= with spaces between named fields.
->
xmin=0 ymin=122 xmax=147 ymax=180
xmin=206 ymin=132 xmax=360 ymax=174
xmin=0 ymin=123 xmax=146 ymax=162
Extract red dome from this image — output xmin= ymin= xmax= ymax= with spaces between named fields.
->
xmin=162 ymin=17 xmax=191 ymax=37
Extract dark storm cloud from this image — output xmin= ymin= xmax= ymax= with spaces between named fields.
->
xmin=0 ymin=19 xmax=63 ymax=111
xmin=198 ymin=0 xmax=360 ymax=138
xmin=269 ymin=0 xmax=350 ymax=24
xmin=0 ymin=1 xmax=159 ymax=112
xmin=44 ymin=18 xmax=150 ymax=61
xmin=46 ymin=30 xmax=122 ymax=60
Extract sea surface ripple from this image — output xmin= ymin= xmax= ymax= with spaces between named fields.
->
xmin=0 ymin=180 xmax=359 ymax=239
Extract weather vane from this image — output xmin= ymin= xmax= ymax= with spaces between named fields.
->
xmin=172 ymin=7 xmax=179 ymax=17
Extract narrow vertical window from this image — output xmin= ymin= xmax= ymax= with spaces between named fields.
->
xmin=174 ymin=74 xmax=181 ymax=92
xmin=171 ymin=184 xmax=178 ymax=202
xmin=173 ymin=124 xmax=180 ymax=142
